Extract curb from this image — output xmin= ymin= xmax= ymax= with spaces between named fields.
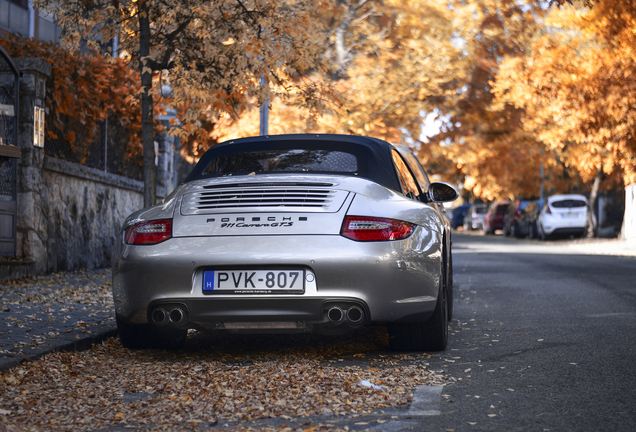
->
xmin=0 ymin=328 xmax=117 ymax=372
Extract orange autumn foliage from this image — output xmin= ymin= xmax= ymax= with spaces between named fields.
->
xmin=494 ymin=3 xmax=636 ymax=194
xmin=0 ymin=34 xmax=143 ymax=162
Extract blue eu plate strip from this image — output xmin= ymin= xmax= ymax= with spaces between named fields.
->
xmin=203 ymin=271 xmax=215 ymax=292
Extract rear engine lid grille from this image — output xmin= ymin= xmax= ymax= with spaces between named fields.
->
xmin=181 ymin=184 xmax=349 ymax=215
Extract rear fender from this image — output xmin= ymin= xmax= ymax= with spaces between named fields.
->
xmin=346 ymin=193 xmax=443 ymax=235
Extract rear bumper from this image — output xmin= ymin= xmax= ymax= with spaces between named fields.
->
xmin=542 ymin=218 xmax=586 ymax=236
xmin=490 ymin=219 xmax=505 ymax=229
xmin=549 ymin=227 xmax=585 ymax=237
xmin=143 ymin=297 xmax=434 ymax=331
xmin=112 ymin=233 xmax=442 ymax=326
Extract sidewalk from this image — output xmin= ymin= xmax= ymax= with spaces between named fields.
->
xmin=0 ymin=268 xmax=116 ymax=371
xmin=551 ymin=236 xmax=636 ymax=257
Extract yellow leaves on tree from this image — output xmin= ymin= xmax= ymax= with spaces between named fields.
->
xmin=420 ymin=0 xmax=549 ymax=200
xmin=494 ymin=2 xmax=636 ymax=195
xmin=216 ymin=0 xmax=466 ymax=180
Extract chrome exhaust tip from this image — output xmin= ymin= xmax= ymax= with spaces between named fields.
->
xmin=151 ymin=308 xmax=168 ymax=325
xmin=346 ymin=306 xmax=364 ymax=324
xmin=327 ymin=307 xmax=345 ymax=323
xmin=169 ymin=307 xmax=186 ymax=325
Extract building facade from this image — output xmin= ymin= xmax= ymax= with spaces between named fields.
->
xmin=1 ymin=0 xmax=61 ymax=42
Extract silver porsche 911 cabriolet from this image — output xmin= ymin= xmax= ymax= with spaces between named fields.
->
xmin=112 ymin=134 xmax=458 ymax=351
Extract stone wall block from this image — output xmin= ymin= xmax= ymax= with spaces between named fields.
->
xmin=16 ymin=192 xmax=34 ymax=230
xmin=20 ymin=166 xmax=43 ymax=193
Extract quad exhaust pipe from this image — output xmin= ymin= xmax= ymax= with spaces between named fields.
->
xmin=346 ymin=306 xmax=364 ymax=324
xmin=327 ymin=305 xmax=365 ymax=325
xmin=327 ymin=306 xmax=345 ymax=323
xmin=151 ymin=306 xmax=187 ymax=326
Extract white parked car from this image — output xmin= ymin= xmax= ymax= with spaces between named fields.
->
xmin=537 ymin=194 xmax=588 ymax=240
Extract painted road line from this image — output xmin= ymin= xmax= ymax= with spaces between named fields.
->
xmin=407 ymin=385 xmax=444 ymax=416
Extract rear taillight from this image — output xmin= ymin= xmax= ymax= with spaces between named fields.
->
xmin=341 ymin=216 xmax=415 ymax=241
xmin=546 ymin=206 xmax=552 ymax=214
xmin=124 ymin=219 xmax=172 ymax=245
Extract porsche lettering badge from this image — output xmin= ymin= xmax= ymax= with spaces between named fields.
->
xmin=207 ymin=216 xmax=307 ymax=228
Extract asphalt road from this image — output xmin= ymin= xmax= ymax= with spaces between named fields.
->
xmin=419 ymin=232 xmax=636 ymax=432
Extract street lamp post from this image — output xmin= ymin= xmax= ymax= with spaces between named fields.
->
xmin=540 ymin=148 xmax=544 ymax=200
xmin=259 ymin=75 xmax=269 ymax=136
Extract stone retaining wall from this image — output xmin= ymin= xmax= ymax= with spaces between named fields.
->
xmin=22 ymin=157 xmax=148 ymax=273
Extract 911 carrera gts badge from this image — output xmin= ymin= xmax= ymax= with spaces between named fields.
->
xmin=207 ymin=216 xmax=307 ymax=228
xmin=221 ymin=221 xmax=294 ymax=228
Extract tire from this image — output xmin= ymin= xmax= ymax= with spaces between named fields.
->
xmin=153 ymin=326 xmax=188 ymax=350
xmin=538 ymin=225 xmax=547 ymax=241
xmin=116 ymin=314 xmax=187 ymax=350
xmin=388 ymin=265 xmax=448 ymax=352
xmin=447 ymin=250 xmax=454 ymax=321
xmin=116 ymin=313 xmax=153 ymax=349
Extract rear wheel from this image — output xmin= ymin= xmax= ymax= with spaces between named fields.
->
xmin=152 ymin=326 xmax=188 ymax=350
xmin=116 ymin=314 xmax=187 ymax=350
xmin=116 ymin=314 xmax=152 ymax=349
xmin=447 ymin=250 xmax=454 ymax=321
xmin=388 ymin=265 xmax=448 ymax=352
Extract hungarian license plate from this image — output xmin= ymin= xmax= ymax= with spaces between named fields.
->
xmin=203 ymin=270 xmax=305 ymax=294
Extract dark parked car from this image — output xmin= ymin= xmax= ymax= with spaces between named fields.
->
xmin=483 ymin=201 xmax=509 ymax=234
xmin=517 ymin=199 xmax=545 ymax=239
xmin=503 ymin=199 xmax=532 ymax=238
xmin=450 ymin=203 xmax=471 ymax=229
xmin=463 ymin=204 xmax=487 ymax=231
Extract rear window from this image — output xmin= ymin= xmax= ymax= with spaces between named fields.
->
xmin=474 ymin=207 xmax=487 ymax=214
xmin=496 ymin=204 xmax=508 ymax=212
xmin=201 ymin=149 xmax=358 ymax=176
xmin=551 ymin=199 xmax=586 ymax=209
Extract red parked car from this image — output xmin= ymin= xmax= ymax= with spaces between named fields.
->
xmin=483 ymin=201 xmax=509 ymax=234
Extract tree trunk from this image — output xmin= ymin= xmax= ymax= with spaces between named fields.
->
xmin=333 ymin=0 xmax=369 ymax=75
xmin=586 ymin=165 xmax=603 ymax=238
xmin=139 ymin=0 xmax=156 ymax=208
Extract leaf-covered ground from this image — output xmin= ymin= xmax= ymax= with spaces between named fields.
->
xmin=0 ymin=269 xmax=114 ymax=363
xmin=0 ymin=327 xmax=448 ymax=431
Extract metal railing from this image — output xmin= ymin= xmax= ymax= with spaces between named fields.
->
xmin=45 ymin=117 xmax=143 ymax=181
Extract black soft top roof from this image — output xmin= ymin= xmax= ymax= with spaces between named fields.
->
xmin=185 ymin=134 xmax=401 ymax=191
